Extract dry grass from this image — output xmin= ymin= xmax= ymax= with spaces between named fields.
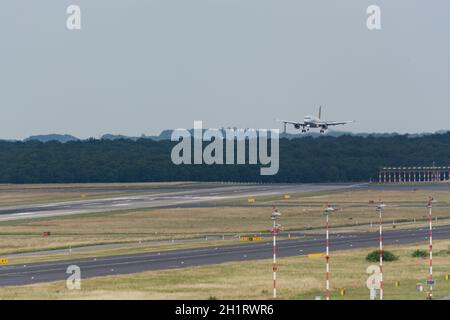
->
xmin=2 ymin=239 xmax=450 ymax=300
xmin=2 ymin=240 xmax=243 ymax=266
xmin=0 ymin=182 xmax=197 ymax=191
xmin=1 ymin=188 xmax=450 ymax=255
xmin=292 ymin=189 xmax=450 ymax=204
xmin=0 ymin=182 xmax=201 ymax=206
xmin=0 ymin=191 xmax=134 ymax=207
xmin=0 ymin=205 xmax=319 ymax=255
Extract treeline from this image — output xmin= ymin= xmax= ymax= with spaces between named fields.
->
xmin=1 ymin=133 xmax=450 ymax=183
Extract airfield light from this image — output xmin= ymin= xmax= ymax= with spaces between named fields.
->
xmin=323 ymin=204 xmax=335 ymax=300
xmin=271 ymin=208 xmax=282 ymax=299
xmin=427 ymin=198 xmax=435 ymax=299
xmin=375 ymin=202 xmax=386 ymax=300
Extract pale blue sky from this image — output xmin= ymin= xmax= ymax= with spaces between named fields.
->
xmin=1 ymin=1 xmax=449 ymax=139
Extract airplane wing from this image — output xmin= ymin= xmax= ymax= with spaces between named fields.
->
xmin=276 ymin=119 xmax=305 ymax=127
xmin=322 ymin=120 xmax=355 ymax=126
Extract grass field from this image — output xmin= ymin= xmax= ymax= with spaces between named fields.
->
xmin=280 ymin=188 xmax=450 ymax=204
xmin=0 ymin=187 xmax=449 ymax=257
xmin=1 ymin=240 xmax=244 ymax=266
xmin=0 ymin=182 xmax=203 ymax=206
xmin=2 ymin=239 xmax=449 ymax=300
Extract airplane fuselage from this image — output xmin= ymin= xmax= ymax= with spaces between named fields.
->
xmin=278 ymin=106 xmax=352 ymax=134
xmin=302 ymin=116 xmax=328 ymax=131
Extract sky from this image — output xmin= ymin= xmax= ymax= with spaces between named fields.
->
xmin=1 ymin=1 xmax=449 ymax=139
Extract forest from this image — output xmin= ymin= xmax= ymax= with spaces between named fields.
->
xmin=1 ymin=133 xmax=450 ymax=183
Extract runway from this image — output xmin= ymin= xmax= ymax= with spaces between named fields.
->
xmin=0 ymin=183 xmax=363 ymax=221
xmin=1 ymin=224 xmax=449 ymax=287
xmin=2 ymin=182 xmax=449 ymax=222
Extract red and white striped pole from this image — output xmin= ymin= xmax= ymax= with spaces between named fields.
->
xmin=376 ymin=203 xmax=385 ymax=300
xmin=271 ymin=208 xmax=281 ymax=299
xmin=427 ymin=198 xmax=434 ymax=299
xmin=273 ymin=218 xmax=277 ymax=299
xmin=324 ymin=205 xmax=334 ymax=300
xmin=326 ymin=213 xmax=331 ymax=300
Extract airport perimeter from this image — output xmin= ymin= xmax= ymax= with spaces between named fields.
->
xmin=1 ymin=182 xmax=450 ymax=299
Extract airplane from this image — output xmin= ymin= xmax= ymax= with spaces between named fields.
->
xmin=277 ymin=106 xmax=354 ymax=133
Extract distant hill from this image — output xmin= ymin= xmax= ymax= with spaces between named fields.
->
xmin=24 ymin=134 xmax=79 ymax=143
xmin=100 ymin=129 xmax=427 ymax=141
xmin=101 ymin=133 xmax=167 ymax=141
xmin=19 ymin=129 xmax=450 ymax=143
xmin=101 ymin=134 xmax=139 ymax=141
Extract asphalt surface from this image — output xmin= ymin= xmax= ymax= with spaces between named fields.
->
xmin=0 ymin=183 xmax=363 ymax=221
xmin=1 ymin=224 xmax=449 ymax=287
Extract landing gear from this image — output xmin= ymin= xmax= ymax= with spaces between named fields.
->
xmin=320 ymin=130 xmax=325 ymax=133
xmin=302 ymin=129 xmax=307 ymax=133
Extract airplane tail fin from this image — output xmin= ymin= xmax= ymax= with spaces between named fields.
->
xmin=318 ymin=106 xmax=322 ymax=120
